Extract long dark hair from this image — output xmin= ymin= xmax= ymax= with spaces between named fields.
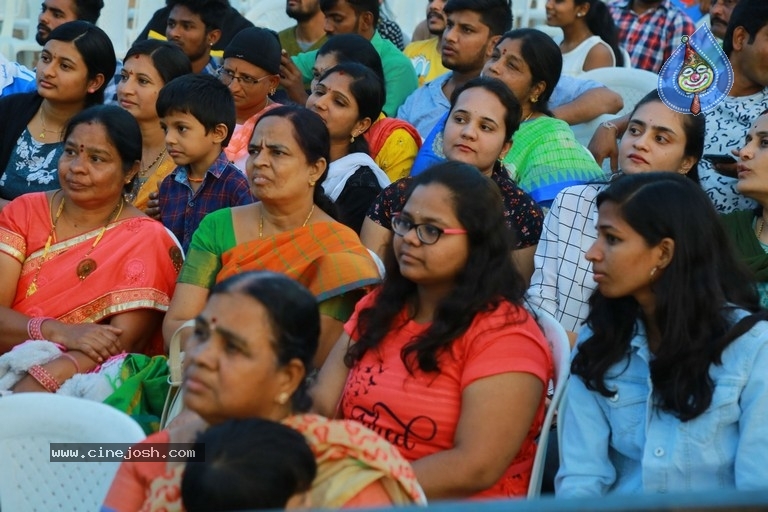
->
xmin=576 ymin=0 xmax=624 ymax=66
xmin=256 ymin=105 xmax=338 ymax=219
xmin=345 ymin=161 xmax=527 ymax=373
xmin=573 ymin=173 xmax=767 ymax=421
xmin=210 ymin=271 xmax=320 ymax=413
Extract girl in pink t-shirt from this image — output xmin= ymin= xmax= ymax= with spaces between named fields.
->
xmin=314 ymin=159 xmax=553 ymax=500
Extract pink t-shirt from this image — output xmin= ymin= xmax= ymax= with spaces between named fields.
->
xmin=341 ymin=292 xmax=553 ymax=499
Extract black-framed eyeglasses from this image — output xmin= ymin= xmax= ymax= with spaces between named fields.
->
xmin=216 ymin=68 xmax=273 ymax=87
xmin=391 ymin=213 xmax=467 ymax=245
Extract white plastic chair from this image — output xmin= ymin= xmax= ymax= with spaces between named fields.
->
xmin=386 ymin=0 xmax=427 ymax=43
xmin=533 ymin=24 xmax=564 ymax=41
xmin=619 ymin=46 xmax=632 ymax=68
xmin=514 ymin=0 xmax=547 ymax=28
xmin=11 ymin=0 xmax=37 ymax=40
xmin=0 ymin=393 xmax=146 ymax=511
xmin=570 ymin=66 xmax=659 ymax=159
xmin=96 ymin=0 xmax=130 ymax=59
xmin=0 ymin=1 xmax=40 ymax=67
xmin=526 ymin=307 xmax=571 ymax=498
xmin=577 ymin=66 xmax=659 ymax=118
xmin=129 ymin=0 xmax=166 ymax=46
xmin=245 ymin=0 xmax=294 ymax=33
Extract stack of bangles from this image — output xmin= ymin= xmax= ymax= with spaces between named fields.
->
xmin=27 ymin=316 xmax=53 ymax=341
xmin=25 ymin=316 xmax=81 ymax=393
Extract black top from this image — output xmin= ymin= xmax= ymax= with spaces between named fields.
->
xmin=0 ymin=92 xmax=43 ymax=190
xmin=336 ymin=166 xmax=383 ymax=235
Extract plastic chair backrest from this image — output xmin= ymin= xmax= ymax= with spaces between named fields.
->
xmin=386 ymin=0 xmax=428 ymax=41
xmin=0 ymin=393 xmax=146 ymax=511
xmin=579 ymin=66 xmax=659 ymax=118
xmin=526 ymin=307 xmax=571 ymax=498
xmin=0 ymin=1 xmax=17 ymax=39
xmin=96 ymin=0 xmax=130 ymax=59
xmin=245 ymin=0 xmax=294 ymax=34
xmin=569 ymin=66 xmax=659 ymax=163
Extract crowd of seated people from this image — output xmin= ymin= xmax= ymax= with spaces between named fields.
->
xmin=2 ymin=0 xmax=768 ymax=508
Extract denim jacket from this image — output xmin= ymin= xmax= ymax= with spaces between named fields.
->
xmin=556 ymin=310 xmax=768 ymax=496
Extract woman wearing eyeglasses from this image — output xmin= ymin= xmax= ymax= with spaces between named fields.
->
xmin=360 ymin=77 xmax=544 ymax=283
xmin=314 ymin=161 xmax=553 ymax=500
xmin=220 ymin=27 xmax=283 ymax=172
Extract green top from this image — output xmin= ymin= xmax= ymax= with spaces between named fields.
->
xmin=721 ymin=209 xmax=768 ymax=308
xmin=278 ymin=26 xmax=327 ymax=57
xmin=502 ymin=116 xmax=605 ymax=206
xmin=292 ymin=32 xmax=418 ymax=117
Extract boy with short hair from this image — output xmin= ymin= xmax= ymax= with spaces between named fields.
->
xmin=157 ymin=73 xmax=253 ymax=252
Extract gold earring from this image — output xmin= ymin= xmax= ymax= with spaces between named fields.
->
xmin=650 ymin=267 xmax=658 ymax=278
xmin=276 ymin=392 xmax=289 ymax=405
xmin=530 ymin=95 xmax=539 ymax=104
xmin=269 ymin=88 xmax=276 ymax=96
xmin=350 ymin=134 xmax=356 ymax=143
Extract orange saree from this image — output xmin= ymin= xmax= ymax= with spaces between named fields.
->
xmin=0 ymin=193 xmax=181 ymax=356
xmin=180 ymin=208 xmax=380 ymax=302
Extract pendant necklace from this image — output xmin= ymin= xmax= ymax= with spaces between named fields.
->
xmin=75 ymin=199 xmax=125 ymax=281
xmin=38 ymin=105 xmax=61 ymax=140
xmin=26 ymin=194 xmax=125 ymax=296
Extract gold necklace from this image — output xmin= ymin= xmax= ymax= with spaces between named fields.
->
xmin=26 ymin=195 xmax=125 ymax=296
xmin=259 ymin=203 xmax=315 ymax=239
xmin=38 ymin=105 xmax=61 ymax=140
xmin=140 ymin=148 xmax=167 ymax=177
xmin=523 ymin=111 xmax=534 ymax=122
xmin=26 ymin=191 xmax=65 ymax=297
xmin=75 ymin=198 xmax=124 ymax=281
xmin=756 ymin=216 xmax=765 ymax=240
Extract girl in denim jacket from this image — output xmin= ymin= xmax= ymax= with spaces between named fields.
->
xmin=556 ymin=172 xmax=768 ymax=496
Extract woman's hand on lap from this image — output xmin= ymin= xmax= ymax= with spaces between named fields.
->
xmin=48 ymin=321 xmax=123 ymax=362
